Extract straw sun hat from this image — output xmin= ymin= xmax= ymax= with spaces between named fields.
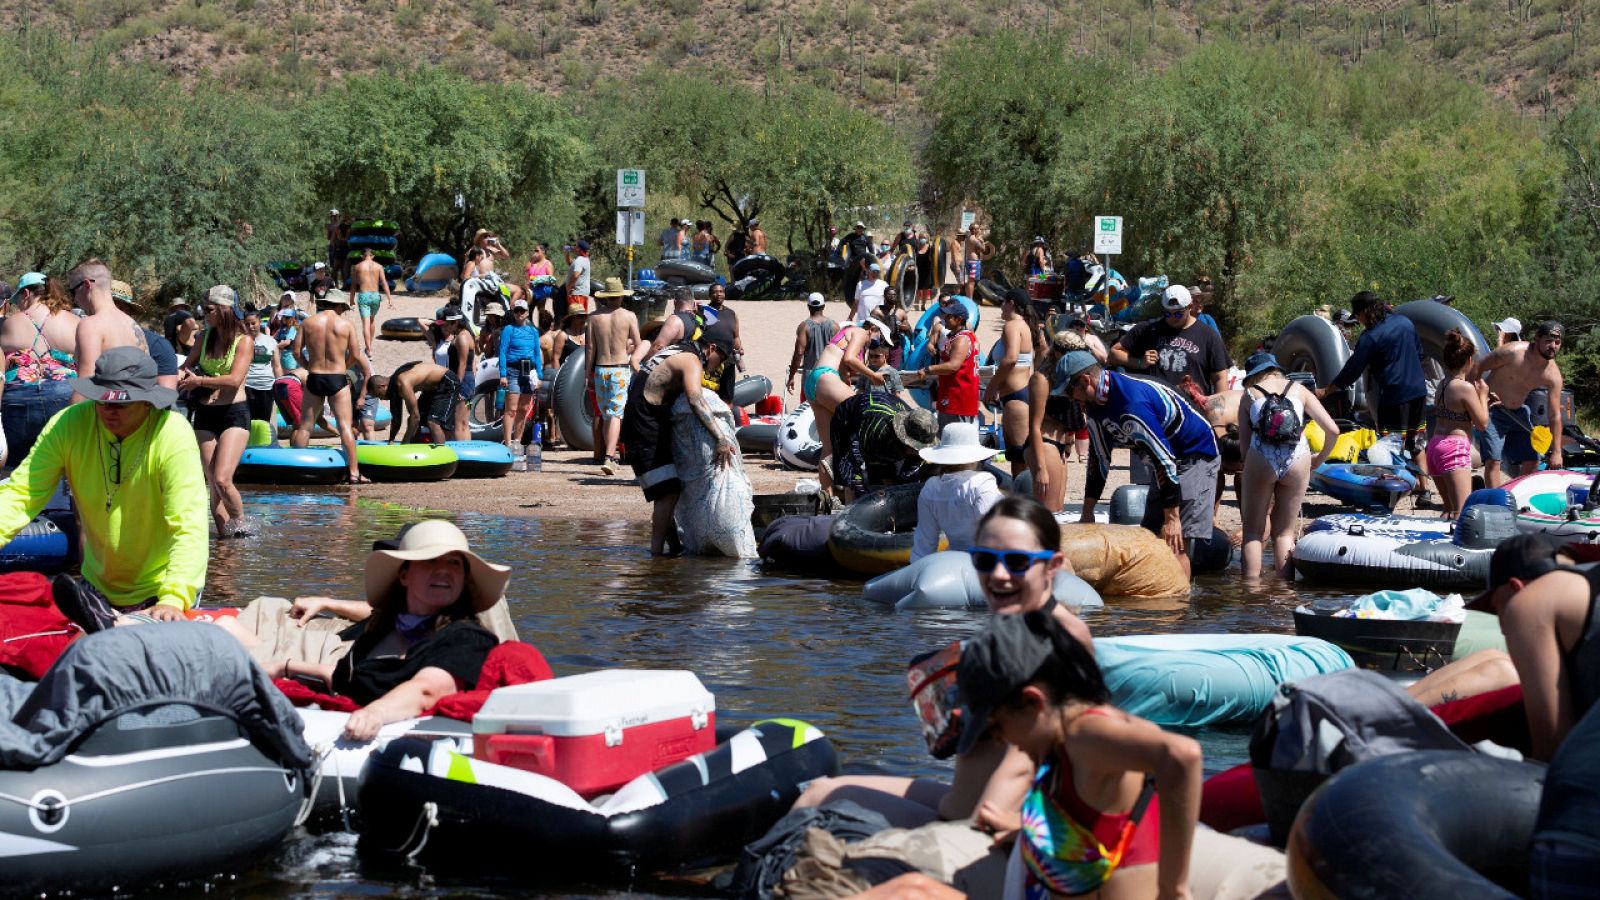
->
xmin=364 ymin=520 xmax=510 ymax=613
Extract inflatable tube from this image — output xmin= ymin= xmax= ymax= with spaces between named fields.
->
xmin=297 ymin=709 xmax=471 ymax=821
xmin=379 ymin=316 xmax=427 ymax=341
xmin=1292 ymin=503 xmax=1518 ymax=590
xmin=1509 ymin=470 xmax=1600 ymax=539
xmin=1309 ymin=462 xmax=1417 ymax=510
xmin=1270 ymin=314 xmax=1363 ymax=413
xmin=887 ymin=252 xmax=919 ymax=301
xmin=442 ymin=440 xmax=514 ymax=478
xmin=862 ymin=550 xmax=1104 ymax=611
xmin=1057 ymin=524 xmax=1190 ymax=599
xmin=552 ymin=345 xmax=596 ymax=453
xmin=775 ymin=402 xmax=821 ymax=470
xmin=974 ymin=278 xmax=1006 ymax=306
xmin=0 ymin=706 xmax=306 ymax=896
xmin=354 ymin=443 xmax=458 ymax=482
xmin=828 ymin=483 xmax=934 ymax=575
xmin=1287 ymin=751 xmax=1542 ymax=900
xmin=1095 ymin=634 xmax=1353 ymax=727
xmin=1393 ymin=299 xmax=1491 ymax=361
xmin=235 ymin=446 xmax=348 ymax=486
xmin=656 ymin=259 xmax=719 ymax=285
xmin=350 ymin=219 xmax=400 ymax=236
xmin=730 ymin=254 xmax=786 ymax=283
xmin=406 ymin=252 xmax=460 ymax=293
xmin=347 ymin=233 xmax=398 ymax=250
xmin=731 ymin=375 xmax=772 ymax=409
xmin=1104 ymin=485 xmax=1233 ymax=573
xmin=736 ymin=418 xmax=779 ymax=455
xmin=758 ymin=514 xmax=837 ymax=569
xmin=355 ymin=720 xmax=838 ymax=874
xmin=0 ymin=514 xmax=73 ymax=574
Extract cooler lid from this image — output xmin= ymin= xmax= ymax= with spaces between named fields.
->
xmin=473 ymin=669 xmax=714 ymax=736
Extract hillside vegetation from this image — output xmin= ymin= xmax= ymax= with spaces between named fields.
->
xmin=11 ymin=0 xmax=1597 ymax=114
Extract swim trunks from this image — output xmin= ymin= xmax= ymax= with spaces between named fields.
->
xmin=305 ymin=373 xmax=347 ymax=399
xmin=356 ymin=291 xmax=382 ymax=319
xmin=1477 ymin=403 xmax=1538 ymax=465
xmin=425 ymin=371 xmax=461 ymax=430
xmin=803 ymin=364 xmax=839 ymax=403
xmin=966 ymin=258 xmax=981 ymax=281
xmin=594 ymin=364 xmax=632 ymax=421
xmin=1426 ymin=433 xmax=1472 ymax=475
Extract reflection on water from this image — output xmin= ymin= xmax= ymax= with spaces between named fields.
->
xmin=216 ymin=490 xmax=1356 ymax=897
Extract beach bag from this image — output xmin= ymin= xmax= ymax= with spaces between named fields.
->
xmin=1251 ymin=385 xmax=1302 ymax=445
xmin=907 ymin=641 xmax=964 ymax=759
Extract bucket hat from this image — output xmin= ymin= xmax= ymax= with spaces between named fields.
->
xmin=891 ymin=408 xmax=938 ymax=454
xmin=594 ymin=277 xmax=634 ymax=298
xmin=1243 ymin=351 xmax=1283 ymax=382
xmin=482 ymin=301 xmax=507 ymax=317
xmin=364 ymin=520 xmax=511 ymax=613
xmin=75 ymin=347 xmax=179 ymax=409
xmin=919 ymin=422 xmax=999 ymax=465
xmin=320 ymin=289 xmax=352 ymax=309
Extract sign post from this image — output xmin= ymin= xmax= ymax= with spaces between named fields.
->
xmin=1092 ymin=215 xmax=1122 ymax=315
xmin=617 ymin=168 xmax=646 ymax=285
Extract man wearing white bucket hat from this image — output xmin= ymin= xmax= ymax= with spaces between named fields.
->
xmin=909 ymin=422 xmax=1004 ymax=562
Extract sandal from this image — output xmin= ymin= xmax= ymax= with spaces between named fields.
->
xmin=346 ymin=473 xmax=374 ymax=485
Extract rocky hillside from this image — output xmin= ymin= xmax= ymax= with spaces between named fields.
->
xmin=9 ymin=0 xmax=1596 ymax=113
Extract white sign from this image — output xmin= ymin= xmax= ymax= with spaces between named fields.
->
xmin=617 ymin=168 xmax=646 ymax=208
xmin=616 ymin=210 xmax=645 ymax=246
xmin=959 ymin=210 xmax=977 ymax=232
xmin=1093 ymin=215 xmax=1122 ymax=255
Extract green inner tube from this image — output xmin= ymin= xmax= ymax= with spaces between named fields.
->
xmin=354 ymin=444 xmax=459 ymax=482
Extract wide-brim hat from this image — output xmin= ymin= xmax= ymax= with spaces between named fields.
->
xmin=483 ymin=301 xmax=507 ymax=317
xmin=919 ymin=422 xmax=999 ymax=465
xmin=891 ymin=408 xmax=938 ymax=453
xmin=321 ymin=289 xmax=352 ymax=308
xmin=594 ymin=277 xmax=633 ymax=298
xmin=109 ymin=280 xmax=142 ymax=313
xmin=364 ymin=520 xmax=510 ymax=614
xmin=75 ymin=346 xmax=179 ymax=409
xmin=861 ymin=317 xmax=893 ymax=344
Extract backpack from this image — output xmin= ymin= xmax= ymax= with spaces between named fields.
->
xmin=1252 ymin=383 xmax=1303 ymax=445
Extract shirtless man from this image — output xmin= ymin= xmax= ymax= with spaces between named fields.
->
xmin=290 ymin=290 xmax=371 ymax=483
xmin=374 ymin=361 xmax=460 ymax=444
xmin=350 ymin=247 xmax=393 ymax=359
xmin=621 ymin=324 xmax=738 ymax=555
xmin=636 ymin=287 xmax=701 ymax=364
xmin=588 ymin=284 xmax=641 ymax=473
xmin=68 ymin=260 xmax=148 ymax=384
xmin=961 ymin=224 xmax=993 ymax=297
xmin=748 ymin=218 xmax=768 ymax=255
xmin=1471 ymin=320 xmax=1566 ymax=486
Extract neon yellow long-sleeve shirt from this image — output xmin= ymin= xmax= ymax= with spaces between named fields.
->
xmin=0 ymin=402 xmax=209 ymax=609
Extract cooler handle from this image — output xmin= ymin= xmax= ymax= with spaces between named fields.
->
xmin=483 ymin=733 xmax=556 ymax=770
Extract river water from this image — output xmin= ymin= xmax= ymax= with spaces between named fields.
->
xmin=199 ymin=489 xmax=1351 ymax=898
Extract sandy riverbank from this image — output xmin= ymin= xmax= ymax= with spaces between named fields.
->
xmin=311 ymin=286 xmax=1387 ymax=531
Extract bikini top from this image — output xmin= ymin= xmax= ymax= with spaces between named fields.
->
xmin=198 ymin=328 xmax=241 ymax=377
xmin=1433 ymin=377 xmax=1473 ymax=424
xmin=829 ymin=324 xmax=867 ymax=362
xmin=993 ymin=333 xmax=1034 ymax=368
xmin=4 ymin=314 xmax=77 ymax=383
xmin=1020 ymin=710 xmax=1159 ymax=898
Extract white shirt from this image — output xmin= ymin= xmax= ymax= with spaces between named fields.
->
xmin=910 ymin=469 xmax=1004 ymax=562
xmin=571 ymin=255 xmax=591 ymax=297
xmin=853 ymin=277 xmax=887 ymax=322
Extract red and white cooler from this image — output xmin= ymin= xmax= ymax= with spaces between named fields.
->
xmin=472 ymin=669 xmax=716 ymax=797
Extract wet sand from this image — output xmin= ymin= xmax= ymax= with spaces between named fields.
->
xmin=330 ymin=286 xmax=1271 ymax=530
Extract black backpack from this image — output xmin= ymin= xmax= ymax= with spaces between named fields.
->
xmin=1252 ymin=384 xmax=1303 ymax=444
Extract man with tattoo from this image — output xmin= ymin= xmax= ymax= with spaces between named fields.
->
xmin=621 ymin=321 xmax=738 ymax=556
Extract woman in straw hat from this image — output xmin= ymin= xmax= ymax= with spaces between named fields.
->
xmin=220 ymin=519 xmax=511 ymax=740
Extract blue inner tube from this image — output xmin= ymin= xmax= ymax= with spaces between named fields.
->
xmin=441 ymin=440 xmax=514 ymax=478
xmin=1287 ymin=751 xmax=1543 ymax=899
xmin=235 ymin=446 xmax=348 ymax=486
xmin=408 ymin=252 xmax=460 ymax=291
xmin=355 ymin=720 xmax=838 ymax=875
xmin=0 ymin=513 xmax=74 ymax=574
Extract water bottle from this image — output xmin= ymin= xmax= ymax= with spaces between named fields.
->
xmin=530 ymin=424 xmax=543 ymax=472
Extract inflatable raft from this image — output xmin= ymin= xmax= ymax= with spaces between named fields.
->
xmin=379 ymin=316 xmax=428 ymax=341
xmin=829 ymin=483 xmax=936 ymax=575
xmin=863 ymin=549 xmax=1103 ymax=610
xmin=655 ymin=258 xmax=719 ymax=285
xmin=354 ymin=443 xmax=458 ymax=482
xmin=0 ymin=512 xmax=75 ymax=575
xmin=1293 ymin=491 xmax=1517 ymax=590
xmin=235 ymin=446 xmax=349 ymax=486
xmin=1505 ymin=470 xmax=1599 ymax=539
xmin=356 ymin=719 xmax=838 ymax=875
xmin=1097 ymin=634 xmax=1353 ymax=727
xmin=406 ymin=252 xmax=460 ymax=293
xmin=775 ymin=402 xmax=821 ymax=470
xmin=442 ymin=440 xmax=515 ymax=478
xmin=1287 ymin=751 xmax=1543 ymax=900
xmin=736 ymin=415 xmax=781 ymax=455
xmin=1309 ymin=462 xmax=1417 ymax=510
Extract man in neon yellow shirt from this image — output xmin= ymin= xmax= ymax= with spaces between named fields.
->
xmin=0 ymin=347 xmax=208 ymax=630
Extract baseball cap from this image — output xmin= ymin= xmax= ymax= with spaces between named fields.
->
xmin=954 ymin=612 xmax=1058 ymax=755
xmin=575 ymin=240 xmax=590 ymax=252
xmin=312 ymin=261 xmax=327 ymax=271
xmin=10 ymin=272 xmax=46 ymax=299
xmin=853 ymin=221 xmax=866 ymax=229
xmin=1162 ymin=284 xmax=1193 ymax=310
xmin=1535 ymin=320 xmax=1565 ymax=340
xmin=1050 ymin=350 xmax=1100 ymax=396
xmin=938 ymin=299 xmax=968 ymax=319
xmin=868 ymin=262 xmax=882 ymax=272
xmin=1465 ymin=532 xmax=1575 ymax=613
xmin=701 ymin=321 xmax=737 ymax=359
xmin=1494 ymin=317 xmax=1522 ymax=335
xmin=512 ymin=299 xmax=529 ymax=311
xmin=806 ymin=292 xmax=826 ymax=308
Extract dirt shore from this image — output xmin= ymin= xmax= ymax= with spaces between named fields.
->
xmin=321 ymin=287 xmax=1277 ymax=532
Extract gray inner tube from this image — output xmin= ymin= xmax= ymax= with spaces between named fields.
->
xmin=553 ymin=345 xmax=596 ymax=453
xmin=1393 ymin=300 xmax=1491 ymax=360
xmin=828 ymin=482 xmax=922 ymax=559
xmin=737 ymin=421 xmax=778 ymax=454
xmin=1288 ymin=751 xmax=1543 ymax=899
xmin=731 ymin=375 xmax=772 ymax=409
xmin=656 ymin=259 xmax=719 ymax=285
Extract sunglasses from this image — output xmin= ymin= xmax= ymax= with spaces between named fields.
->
xmin=1163 ymin=308 xmax=1186 ymax=318
xmin=68 ymin=276 xmax=94 ymax=294
xmin=968 ymin=546 xmax=1055 ymax=575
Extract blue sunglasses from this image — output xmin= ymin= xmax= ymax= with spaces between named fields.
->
xmin=968 ymin=546 xmax=1056 ymax=575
